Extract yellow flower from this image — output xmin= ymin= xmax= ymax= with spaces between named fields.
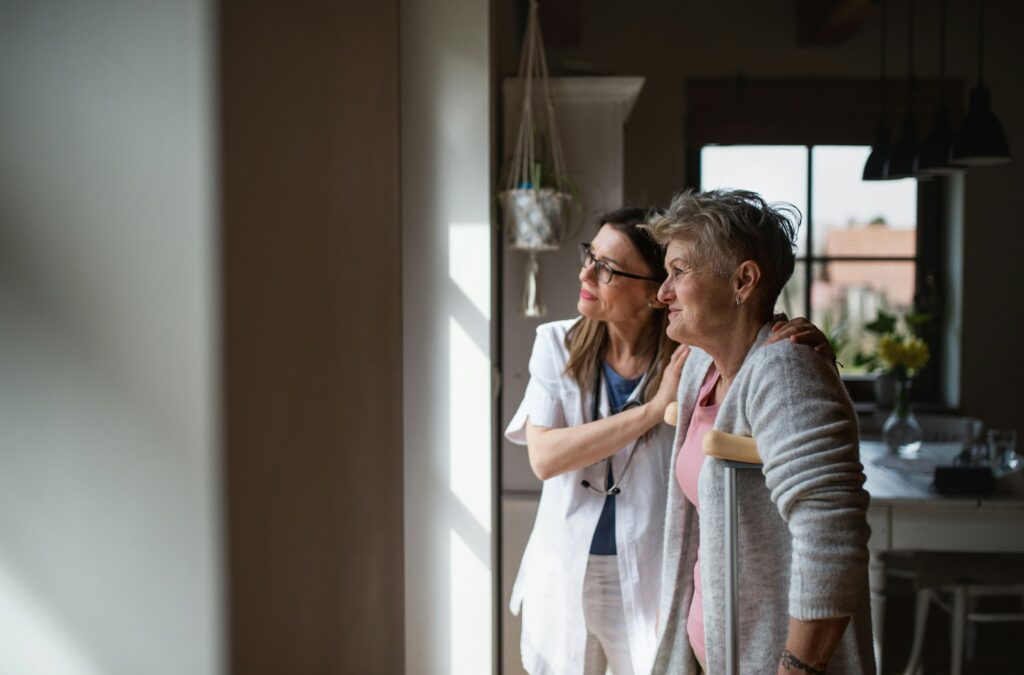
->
xmin=902 ymin=337 xmax=930 ymax=372
xmin=878 ymin=333 xmax=930 ymax=374
xmin=878 ymin=334 xmax=903 ymax=369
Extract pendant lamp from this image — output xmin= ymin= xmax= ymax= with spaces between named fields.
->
xmin=918 ymin=0 xmax=965 ymax=175
xmin=951 ymin=0 xmax=1010 ymax=166
xmin=887 ymin=0 xmax=920 ymax=179
xmin=863 ymin=0 xmax=892 ymax=181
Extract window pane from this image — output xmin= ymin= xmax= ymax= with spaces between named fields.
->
xmin=701 ymin=145 xmax=809 ymax=254
xmin=811 ymin=260 xmax=916 ymax=372
xmin=778 ymin=260 xmax=807 ymax=320
xmin=811 ymin=146 xmax=917 ymax=257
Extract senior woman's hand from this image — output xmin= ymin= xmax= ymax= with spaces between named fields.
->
xmin=767 ymin=317 xmax=837 ymax=366
xmin=777 ymin=616 xmax=849 ymax=675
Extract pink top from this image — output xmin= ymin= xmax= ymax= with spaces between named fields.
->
xmin=674 ymin=364 xmax=721 ymax=667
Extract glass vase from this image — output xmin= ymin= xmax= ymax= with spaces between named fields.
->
xmin=883 ymin=378 xmax=922 ymax=457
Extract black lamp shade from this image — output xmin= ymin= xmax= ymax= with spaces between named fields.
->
xmin=952 ymin=82 xmax=1010 ymax=166
xmin=863 ymin=121 xmax=893 ymax=181
xmin=887 ymin=114 xmax=920 ymax=179
xmin=918 ymin=102 xmax=965 ymax=175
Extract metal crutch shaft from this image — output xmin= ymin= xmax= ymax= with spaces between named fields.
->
xmin=699 ymin=429 xmax=764 ymax=674
xmin=724 ymin=462 xmax=740 ymax=675
xmin=721 ymin=456 xmax=762 ymax=675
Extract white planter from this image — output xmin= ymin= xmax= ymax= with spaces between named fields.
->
xmin=500 ymin=187 xmax=572 ymax=251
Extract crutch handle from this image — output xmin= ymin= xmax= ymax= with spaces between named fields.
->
xmin=703 ymin=429 xmax=761 ymax=465
xmin=664 ymin=402 xmax=679 ymax=426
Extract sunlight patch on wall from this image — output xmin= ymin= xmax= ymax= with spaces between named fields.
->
xmin=449 ymin=529 xmax=492 ymax=675
xmin=447 ymin=315 xmax=492 ymax=531
xmin=448 ymin=222 xmax=491 ymax=320
xmin=0 ymin=554 xmax=100 ymax=675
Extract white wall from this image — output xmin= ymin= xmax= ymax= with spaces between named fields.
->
xmin=0 ymin=1 xmax=220 ymax=673
xmin=401 ymin=0 xmax=495 ymax=673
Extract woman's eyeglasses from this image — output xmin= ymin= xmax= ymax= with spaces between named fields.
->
xmin=579 ymin=243 xmax=662 ymax=285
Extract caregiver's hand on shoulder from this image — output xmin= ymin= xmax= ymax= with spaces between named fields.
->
xmin=767 ymin=317 xmax=837 ymax=365
xmin=650 ymin=344 xmax=690 ymax=417
xmin=526 ymin=345 xmax=690 ymax=479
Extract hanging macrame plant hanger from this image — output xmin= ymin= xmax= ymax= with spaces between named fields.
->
xmin=500 ymin=0 xmax=575 ymax=318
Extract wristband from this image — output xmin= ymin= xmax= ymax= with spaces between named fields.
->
xmin=780 ymin=649 xmax=826 ymax=675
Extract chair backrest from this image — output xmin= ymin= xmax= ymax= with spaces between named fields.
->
xmin=915 ymin=414 xmax=984 ymax=444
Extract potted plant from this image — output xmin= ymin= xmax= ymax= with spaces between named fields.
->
xmin=498 ymin=0 xmax=581 ymax=317
xmin=854 ymin=310 xmax=930 ymax=405
xmin=500 ymin=159 xmax=578 ymax=253
xmin=855 ymin=310 xmax=931 ymax=455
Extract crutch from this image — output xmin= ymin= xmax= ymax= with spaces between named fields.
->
xmin=703 ymin=430 xmax=762 ymax=675
xmin=664 ymin=406 xmax=762 ymax=675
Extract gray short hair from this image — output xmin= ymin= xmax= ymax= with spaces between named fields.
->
xmin=643 ymin=189 xmax=800 ymax=320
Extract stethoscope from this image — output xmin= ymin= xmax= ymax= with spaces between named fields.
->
xmin=579 ymin=364 xmax=647 ymax=496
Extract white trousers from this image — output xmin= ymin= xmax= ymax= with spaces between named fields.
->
xmin=582 ymin=555 xmax=634 ymax=675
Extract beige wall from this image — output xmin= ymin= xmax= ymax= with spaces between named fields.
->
xmin=0 ymin=1 xmax=220 ymax=672
xmin=220 ymin=1 xmax=404 ymax=672
xmin=497 ymin=0 xmax=1024 ymax=427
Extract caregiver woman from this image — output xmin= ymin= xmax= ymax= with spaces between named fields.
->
xmin=647 ymin=190 xmax=874 ymax=675
xmin=505 ymin=207 xmax=834 ymax=675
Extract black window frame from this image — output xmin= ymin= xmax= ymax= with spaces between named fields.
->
xmin=689 ymin=143 xmax=945 ymax=404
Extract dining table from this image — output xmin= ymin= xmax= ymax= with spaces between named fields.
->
xmin=861 ymin=439 xmax=1024 ymax=671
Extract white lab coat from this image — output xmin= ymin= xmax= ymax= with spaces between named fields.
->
xmin=505 ymin=319 xmax=674 ymax=675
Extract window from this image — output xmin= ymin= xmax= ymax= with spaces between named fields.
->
xmin=700 ymin=145 xmax=918 ymax=372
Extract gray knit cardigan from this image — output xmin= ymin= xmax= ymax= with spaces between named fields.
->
xmin=652 ymin=324 xmax=876 ymax=675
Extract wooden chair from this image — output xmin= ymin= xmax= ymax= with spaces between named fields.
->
xmin=901 ymin=555 xmax=1024 ymax=675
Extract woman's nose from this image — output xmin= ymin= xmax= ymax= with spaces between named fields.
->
xmin=657 ymin=278 xmax=672 ymax=303
xmin=579 ymin=261 xmax=594 ymax=283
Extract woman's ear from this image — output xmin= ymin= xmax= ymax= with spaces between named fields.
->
xmin=733 ymin=260 xmax=761 ymax=306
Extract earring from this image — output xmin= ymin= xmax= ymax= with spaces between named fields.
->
xmin=647 ymin=300 xmax=656 ymax=308
xmin=735 ymin=296 xmax=742 ymax=306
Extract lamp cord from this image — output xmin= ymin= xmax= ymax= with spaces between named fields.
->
xmin=938 ymin=0 xmax=946 ymax=97
xmin=879 ymin=0 xmax=887 ymax=115
xmin=907 ymin=0 xmax=916 ymax=108
xmin=978 ymin=0 xmax=985 ymax=82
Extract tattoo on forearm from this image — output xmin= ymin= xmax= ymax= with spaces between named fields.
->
xmin=780 ymin=649 xmax=826 ymax=674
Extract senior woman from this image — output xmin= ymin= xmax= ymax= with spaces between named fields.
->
xmin=646 ymin=189 xmax=874 ymax=675
xmin=505 ymin=207 xmax=835 ymax=675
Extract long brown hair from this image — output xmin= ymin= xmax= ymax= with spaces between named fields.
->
xmin=564 ymin=208 xmax=676 ymax=442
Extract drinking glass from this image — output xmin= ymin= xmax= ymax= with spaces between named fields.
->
xmin=987 ymin=429 xmax=1019 ymax=471
xmin=964 ymin=418 xmax=987 ymax=465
